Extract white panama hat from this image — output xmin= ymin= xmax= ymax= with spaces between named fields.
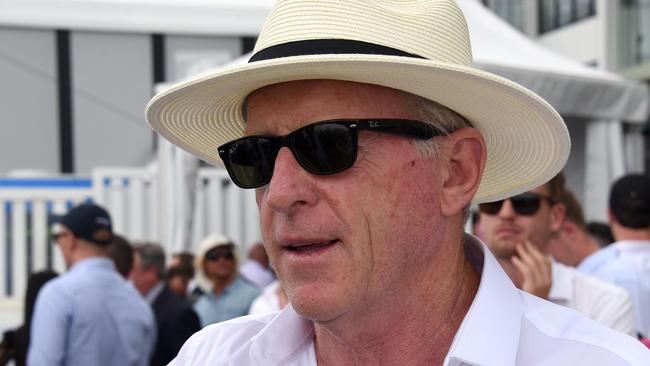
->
xmin=146 ymin=0 xmax=570 ymax=203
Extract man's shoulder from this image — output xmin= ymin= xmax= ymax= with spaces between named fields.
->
xmin=34 ymin=276 xmax=71 ymax=306
xmin=581 ymin=247 xmax=640 ymax=281
xmin=173 ymin=312 xmax=279 ymax=364
xmin=519 ymin=291 xmax=650 ymax=364
xmin=572 ymin=267 xmax=630 ymax=298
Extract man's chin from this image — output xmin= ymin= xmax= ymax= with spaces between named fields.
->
xmin=487 ymin=241 xmax=518 ymax=259
xmin=288 ymin=286 xmax=344 ymax=323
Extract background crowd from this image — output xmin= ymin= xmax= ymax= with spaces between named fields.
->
xmin=0 ymin=172 xmax=648 ymax=365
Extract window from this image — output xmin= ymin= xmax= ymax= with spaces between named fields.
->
xmin=619 ymin=0 xmax=650 ymax=68
xmin=539 ymin=0 xmax=596 ymax=34
xmin=483 ymin=0 xmax=526 ymax=32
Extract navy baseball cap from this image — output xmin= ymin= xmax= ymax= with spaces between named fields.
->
xmin=609 ymin=174 xmax=650 ymax=229
xmin=59 ymin=203 xmax=114 ymax=245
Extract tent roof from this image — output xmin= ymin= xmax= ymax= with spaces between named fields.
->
xmin=3 ymin=0 xmax=646 ymax=122
xmin=459 ymin=0 xmax=648 ymax=122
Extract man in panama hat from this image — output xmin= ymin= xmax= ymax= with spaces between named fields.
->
xmin=147 ymin=0 xmax=649 ymax=364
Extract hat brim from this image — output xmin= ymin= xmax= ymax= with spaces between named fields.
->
xmin=146 ymin=54 xmax=570 ymax=203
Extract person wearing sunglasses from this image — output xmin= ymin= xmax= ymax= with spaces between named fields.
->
xmin=192 ymin=235 xmax=261 ymax=328
xmin=479 ymin=173 xmax=636 ymax=337
xmin=147 ymin=0 xmax=649 ymax=364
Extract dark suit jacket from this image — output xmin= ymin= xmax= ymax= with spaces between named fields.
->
xmin=150 ymin=285 xmax=201 ymax=366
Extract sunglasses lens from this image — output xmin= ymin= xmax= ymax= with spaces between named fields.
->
xmin=206 ymin=251 xmax=233 ymax=261
xmin=510 ymin=194 xmax=542 ymax=215
xmin=478 ymin=193 xmax=545 ymax=216
xmin=291 ymin=122 xmax=356 ymax=174
xmin=479 ymin=201 xmax=504 ymax=215
xmin=222 ymin=137 xmax=280 ymax=188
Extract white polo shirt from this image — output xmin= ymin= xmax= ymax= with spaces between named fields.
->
xmin=548 ymin=261 xmax=636 ymax=337
xmin=171 ymin=237 xmax=650 ymax=365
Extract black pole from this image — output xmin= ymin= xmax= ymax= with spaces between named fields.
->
xmin=242 ymin=37 xmax=257 ymax=54
xmin=152 ymin=34 xmax=166 ymax=84
xmin=56 ymin=30 xmax=74 ymax=173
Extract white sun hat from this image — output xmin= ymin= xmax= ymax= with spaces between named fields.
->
xmin=146 ymin=0 xmax=570 ymax=203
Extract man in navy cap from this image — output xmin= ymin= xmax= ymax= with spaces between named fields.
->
xmin=27 ymin=203 xmax=156 ymax=366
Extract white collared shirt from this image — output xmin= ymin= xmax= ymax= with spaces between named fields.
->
xmin=548 ymin=261 xmax=636 ymax=337
xmin=579 ymin=240 xmax=650 ymax=337
xmin=170 ymin=237 xmax=650 ymax=366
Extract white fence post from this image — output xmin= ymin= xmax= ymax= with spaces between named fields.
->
xmin=31 ymin=199 xmax=48 ymax=272
xmin=11 ymin=200 xmax=27 ymax=298
xmin=128 ymin=176 xmax=146 ymax=241
xmin=0 ymin=201 xmax=6 ymax=297
xmin=51 ymin=200 xmax=70 ymax=274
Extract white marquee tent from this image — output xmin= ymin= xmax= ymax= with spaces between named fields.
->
xmin=3 ymin=0 xmax=646 ymax=249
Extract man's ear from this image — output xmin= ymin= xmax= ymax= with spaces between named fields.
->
xmin=550 ymin=202 xmax=566 ymax=232
xmin=440 ymin=128 xmax=486 ymax=217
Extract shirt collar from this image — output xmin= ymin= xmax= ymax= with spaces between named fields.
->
xmin=145 ymin=282 xmax=165 ymax=304
xmin=445 ymin=235 xmax=522 ymax=366
xmin=548 ymin=261 xmax=573 ymax=304
xmin=612 ymin=240 xmax=650 ymax=254
xmin=250 ymin=305 xmax=315 ymax=364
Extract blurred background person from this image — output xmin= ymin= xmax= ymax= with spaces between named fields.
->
xmin=106 ymin=234 xmax=134 ymax=279
xmin=169 ymin=252 xmax=203 ymax=303
xmin=166 ymin=266 xmax=192 ymax=300
xmin=27 ymin=203 xmax=155 ymax=366
xmin=578 ymin=174 xmax=650 ymax=338
xmin=239 ymin=242 xmax=275 ymax=289
xmin=130 ymin=243 xmax=201 ymax=366
xmin=479 ymin=173 xmax=636 ymax=337
xmin=193 ymin=235 xmax=260 ymax=327
xmin=0 ymin=270 xmax=58 ymax=366
xmin=547 ymin=189 xmax=603 ymax=268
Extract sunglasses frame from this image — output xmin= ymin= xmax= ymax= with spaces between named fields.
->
xmin=218 ymin=118 xmax=444 ymax=189
xmin=205 ymin=250 xmax=234 ymax=262
xmin=479 ymin=192 xmax=556 ymax=216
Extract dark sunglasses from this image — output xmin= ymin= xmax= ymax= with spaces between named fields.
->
xmin=205 ymin=249 xmax=234 ymax=261
xmin=478 ymin=192 xmax=555 ymax=216
xmin=218 ymin=119 xmax=444 ymax=189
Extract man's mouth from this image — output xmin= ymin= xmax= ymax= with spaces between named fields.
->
xmin=285 ymin=239 xmax=339 ymax=253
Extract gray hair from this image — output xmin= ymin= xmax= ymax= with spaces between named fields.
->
xmin=134 ymin=243 xmax=166 ymax=279
xmin=406 ymin=94 xmax=474 ymax=158
xmin=406 ymin=94 xmax=475 ymax=225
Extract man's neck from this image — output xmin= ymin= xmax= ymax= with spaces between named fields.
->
xmin=612 ymin=223 xmax=650 ymax=242
xmin=313 ymin=240 xmax=479 ymax=366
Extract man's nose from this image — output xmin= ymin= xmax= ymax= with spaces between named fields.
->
xmin=497 ymin=198 xmax=516 ymax=218
xmin=262 ymin=147 xmax=318 ymax=214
